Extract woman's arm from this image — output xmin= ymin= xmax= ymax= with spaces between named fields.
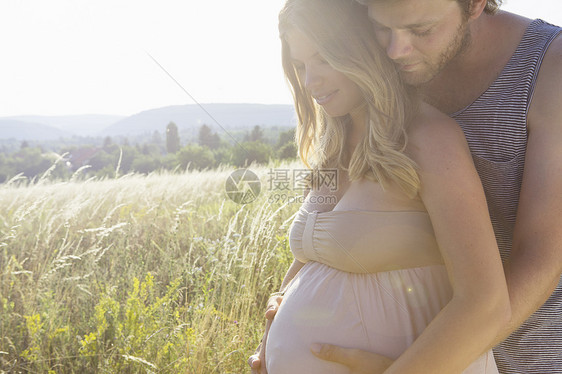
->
xmin=310 ymin=109 xmax=513 ymax=373
xmin=381 ymin=106 xmax=511 ymax=373
xmin=280 ymin=258 xmax=306 ymax=291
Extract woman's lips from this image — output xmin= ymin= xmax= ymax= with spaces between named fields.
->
xmin=314 ymin=90 xmax=337 ymax=105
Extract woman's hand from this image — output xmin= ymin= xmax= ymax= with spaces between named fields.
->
xmin=311 ymin=343 xmax=394 ymax=374
xmin=248 ymin=295 xmax=284 ymax=373
xmin=248 ymin=339 xmax=267 ymax=374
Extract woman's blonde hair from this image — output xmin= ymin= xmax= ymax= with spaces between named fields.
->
xmin=279 ymin=0 xmax=420 ymax=196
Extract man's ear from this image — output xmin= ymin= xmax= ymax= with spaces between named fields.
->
xmin=468 ymin=0 xmax=487 ymax=20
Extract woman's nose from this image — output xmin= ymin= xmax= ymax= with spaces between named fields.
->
xmin=304 ymin=67 xmax=322 ymax=90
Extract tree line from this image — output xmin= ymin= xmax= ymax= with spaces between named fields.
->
xmin=0 ymin=122 xmax=297 ymax=184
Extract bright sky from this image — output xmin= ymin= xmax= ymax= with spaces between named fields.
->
xmin=0 ymin=0 xmax=561 ymax=117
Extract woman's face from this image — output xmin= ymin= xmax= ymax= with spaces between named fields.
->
xmin=286 ymin=29 xmax=365 ymax=118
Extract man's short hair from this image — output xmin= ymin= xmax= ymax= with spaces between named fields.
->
xmin=458 ymin=0 xmax=503 ymax=15
xmin=356 ymin=0 xmax=503 ymax=16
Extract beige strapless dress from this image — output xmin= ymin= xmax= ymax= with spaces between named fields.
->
xmin=266 ymin=208 xmax=498 ymax=373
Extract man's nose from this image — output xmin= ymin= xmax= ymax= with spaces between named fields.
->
xmin=386 ymin=31 xmax=413 ymax=61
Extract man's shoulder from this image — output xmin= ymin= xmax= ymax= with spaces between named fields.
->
xmin=542 ymin=29 xmax=562 ymax=64
xmin=487 ymin=11 xmax=532 ymax=39
xmin=532 ymin=28 xmax=562 ymax=93
xmin=532 ymin=17 xmax=562 ymax=57
xmin=528 ymin=28 xmax=562 ymax=132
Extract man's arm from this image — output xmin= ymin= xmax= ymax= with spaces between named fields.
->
xmin=493 ymin=32 xmax=562 ymax=345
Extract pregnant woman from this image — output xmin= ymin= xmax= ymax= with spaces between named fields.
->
xmin=261 ymin=0 xmax=511 ymax=373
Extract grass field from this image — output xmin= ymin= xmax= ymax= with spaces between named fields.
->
xmin=0 ymin=162 xmax=302 ymax=373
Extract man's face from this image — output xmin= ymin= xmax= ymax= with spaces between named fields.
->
xmin=367 ymin=0 xmax=471 ymax=85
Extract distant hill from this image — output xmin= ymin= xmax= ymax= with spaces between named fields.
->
xmin=8 ymin=114 xmax=126 ymax=137
xmin=0 ymin=114 xmax=125 ymax=140
xmin=101 ymin=103 xmax=297 ymax=137
xmin=0 ymin=104 xmax=296 ymax=141
xmin=0 ymin=119 xmax=69 ymax=141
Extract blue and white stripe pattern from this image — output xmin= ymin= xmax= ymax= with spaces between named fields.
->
xmin=452 ymin=19 xmax=562 ymax=374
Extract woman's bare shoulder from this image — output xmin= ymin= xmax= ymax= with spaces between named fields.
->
xmin=407 ymin=103 xmax=468 ymax=157
xmin=406 ymin=102 xmax=472 ymax=172
xmin=409 ymin=103 xmax=463 ymax=139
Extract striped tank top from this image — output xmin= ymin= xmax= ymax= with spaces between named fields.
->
xmin=452 ymin=19 xmax=562 ymax=374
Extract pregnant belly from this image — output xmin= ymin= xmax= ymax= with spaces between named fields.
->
xmin=265 ymin=262 xmax=452 ymax=374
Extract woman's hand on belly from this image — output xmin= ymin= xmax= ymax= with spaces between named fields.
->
xmin=311 ymin=343 xmax=394 ymax=374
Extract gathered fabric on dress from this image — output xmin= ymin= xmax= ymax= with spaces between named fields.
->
xmin=265 ymin=208 xmax=498 ymax=374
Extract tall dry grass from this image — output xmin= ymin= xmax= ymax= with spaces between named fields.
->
xmin=0 ymin=162 xmax=302 ymax=373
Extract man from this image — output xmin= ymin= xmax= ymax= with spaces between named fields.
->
xmin=250 ymin=0 xmax=562 ymax=372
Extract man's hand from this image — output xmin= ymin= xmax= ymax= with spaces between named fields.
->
xmin=311 ymin=343 xmax=394 ymax=374
xmin=248 ymin=295 xmax=283 ymax=373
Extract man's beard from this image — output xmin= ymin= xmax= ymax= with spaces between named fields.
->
xmin=400 ymin=20 xmax=472 ymax=86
